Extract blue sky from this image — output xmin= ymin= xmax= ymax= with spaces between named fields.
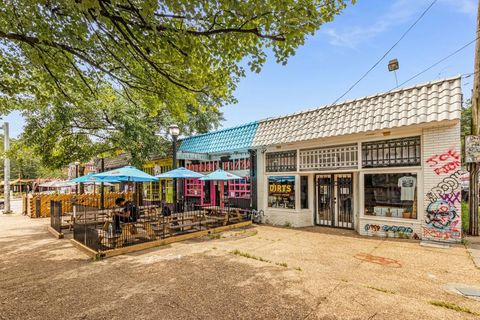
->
xmin=6 ymin=0 xmax=478 ymax=137
xmin=221 ymin=0 xmax=477 ymax=128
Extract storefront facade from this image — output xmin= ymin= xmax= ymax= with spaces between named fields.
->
xmin=177 ymin=122 xmax=259 ymax=210
xmin=143 ymin=158 xmax=177 ymax=204
xmin=252 ymin=77 xmax=463 ymax=242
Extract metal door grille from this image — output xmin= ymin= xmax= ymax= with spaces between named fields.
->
xmin=336 ymin=174 xmax=353 ymax=229
xmin=316 ymin=175 xmax=333 ymax=226
xmin=315 ymin=173 xmax=354 ymax=229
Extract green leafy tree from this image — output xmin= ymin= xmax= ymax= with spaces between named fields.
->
xmin=0 ymin=137 xmax=66 ymax=179
xmin=0 ymin=0 xmax=353 ymax=168
xmin=461 ymin=99 xmax=472 ymax=162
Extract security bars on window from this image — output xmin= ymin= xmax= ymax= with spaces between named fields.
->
xmin=362 ymin=136 xmax=421 ymax=168
xmin=265 ymin=151 xmax=297 ymax=172
xmin=299 ymin=144 xmax=358 ymax=171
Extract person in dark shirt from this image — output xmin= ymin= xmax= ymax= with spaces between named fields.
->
xmin=113 ymin=197 xmax=132 ymax=233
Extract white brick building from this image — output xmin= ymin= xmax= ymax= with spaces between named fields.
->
xmin=252 ymin=77 xmax=463 ymax=242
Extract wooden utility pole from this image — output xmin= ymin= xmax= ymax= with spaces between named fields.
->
xmin=469 ymin=0 xmax=480 ymax=236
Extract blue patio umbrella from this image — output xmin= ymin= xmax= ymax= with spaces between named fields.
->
xmin=92 ymin=166 xmax=158 ymax=182
xmin=156 ymin=167 xmax=204 ymax=179
xmin=199 ymin=169 xmax=242 ymax=181
xmin=68 ymin=173 xmax=120 ymax=183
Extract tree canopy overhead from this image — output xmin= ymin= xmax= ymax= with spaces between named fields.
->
xmin=0 ymin=0 xmax=353 ymax=168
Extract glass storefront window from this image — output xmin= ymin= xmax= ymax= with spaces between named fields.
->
xmin=228 ymin=178 xmax=251 ymax=199
xmin=268 ymin=176 xmax=295 ymax=209
xmin=301 ymin=176 xmax=308 ymax=209
xmin=364 ymin=173 xmax=417 ymax=219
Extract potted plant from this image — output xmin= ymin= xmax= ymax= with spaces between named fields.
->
xmin=402 ymin=211 xmax=411 ymax=219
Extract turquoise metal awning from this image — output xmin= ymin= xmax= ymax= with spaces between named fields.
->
xmin=179 ymin=122 xmax=259 ymax=154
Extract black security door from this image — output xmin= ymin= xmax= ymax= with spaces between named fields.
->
xmin=316 ymin=175 xmax=333 ymax=226
xmin=315 ymin=174 xmax=353 ymax=229
xmin=336 ymin=174 xmax=353 ymax=229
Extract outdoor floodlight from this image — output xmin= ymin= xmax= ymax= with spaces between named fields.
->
xmin=388 ymin=59 xmax=399 ymax=72
xmin=388 ymin=59 xmax=399 ymax=86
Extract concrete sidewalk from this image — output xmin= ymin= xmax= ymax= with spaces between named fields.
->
xmin=466 ymin=236 xmax=480 ymax=269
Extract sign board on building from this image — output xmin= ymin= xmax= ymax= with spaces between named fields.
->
xmin=465 ymin=135 xmax=480 ymax=163
xmin=176 ymin=151 xmax=211 ymax=161
xmin=267 ymin=176 xmax=296 ymax=209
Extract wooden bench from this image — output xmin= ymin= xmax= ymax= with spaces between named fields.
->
xmin=227 ymin=209 xmax=243 ymax=223
xmin=167 ymin=221 xmax=202 ymax=234
xmin=98 ymin=221 xmax=157 ymax=248
xmin=205 ymin=208 xmax=244 ymax=226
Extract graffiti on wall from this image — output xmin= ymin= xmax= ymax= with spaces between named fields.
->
xmin=423 ymin=198 xmax=461 ymax=241
xmin=439 ymin=192 xmax=461 ymax=206
xmin=426 ymin=150 xmax=461 ymax=175
xmin=425 ymin=200 xmax=459 ymax=229
xmin=424 ymin=148 xmax=462 ymax=242
xmin=425 ymin=170 xmax=462 ymax=203
xmin=364 ymin=224 xmax=418 ymax=239
xmin=425 ymin=148 xmax=461 ymax=239
xmin=364 ymin=224 xmax=380 ymax=232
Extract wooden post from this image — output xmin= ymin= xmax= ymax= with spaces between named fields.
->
xmin=100 ymin=157 xmax=105 ymax=210
xmin=469 ymin=0 xmax=480 ymax=236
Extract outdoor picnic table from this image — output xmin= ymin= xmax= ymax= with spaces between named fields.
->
xmin=200 ymin=206 xmax=245 ymax=226
xmin=201 ymin=206 xmax=230 ymax=215
xmin=64 ymin=205 xmax=160 ymax=231
xmin=98 ymin=220 xmax=158 ymax=249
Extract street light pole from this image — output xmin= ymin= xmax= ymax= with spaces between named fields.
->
xmin=168 ymin=124 xmax=180 ymax=212
xmin=3 ymin=122 xmax=11 ymax=214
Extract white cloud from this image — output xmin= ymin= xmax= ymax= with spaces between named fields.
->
xmin=440 ymin=0 xmax=476 ymax=16
xmin=322 ymin=0 xmax=476 ymax=48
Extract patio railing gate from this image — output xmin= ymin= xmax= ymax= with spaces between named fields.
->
xmin=50 ymin=200 xmax=62 ymax=233
xmin=72 ymin=202 xmax=252 ymax=253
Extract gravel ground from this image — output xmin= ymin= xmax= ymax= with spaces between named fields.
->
xmin=1 ymin=213 xmax=480 ymax=320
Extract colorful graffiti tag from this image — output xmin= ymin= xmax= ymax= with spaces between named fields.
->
xmin=364 ymin=224 xmax=380 ymax=232
xmin=425 ymin=200 xmax=458 ymax=229
xmin=439 ymin=192 xmax=461 ymax=206
xmin=423 ymin=200 xmax=461 ymax=241
xmin=424 ymin=147 xmax=462 ymax=242
xmin=426 ymin=150 xmax=461 ymax=175
xmin=425 ymin=170 xmax=462 ymax=203
xmin=364 ymin=224 xmax=417 ymax=239
xmin=382 ymin=225 xmax=413 ymax=235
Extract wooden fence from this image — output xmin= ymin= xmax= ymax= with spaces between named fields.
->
xmin=25 ymin=193 xmax=133 ymax=218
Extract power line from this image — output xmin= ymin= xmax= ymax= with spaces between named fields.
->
xmin=282 ymin=36 xmax=478 ymax=143
xmin=265 ymin=0 xmax=438 ymax=146
xmin=329 ymin=0 xmax=438 ymax=106
xmin=392 ymin=36 xmax=479 ymax=89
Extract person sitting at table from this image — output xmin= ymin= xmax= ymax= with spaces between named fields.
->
xmin=113 ymin=197 xmax=137 ymax=234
